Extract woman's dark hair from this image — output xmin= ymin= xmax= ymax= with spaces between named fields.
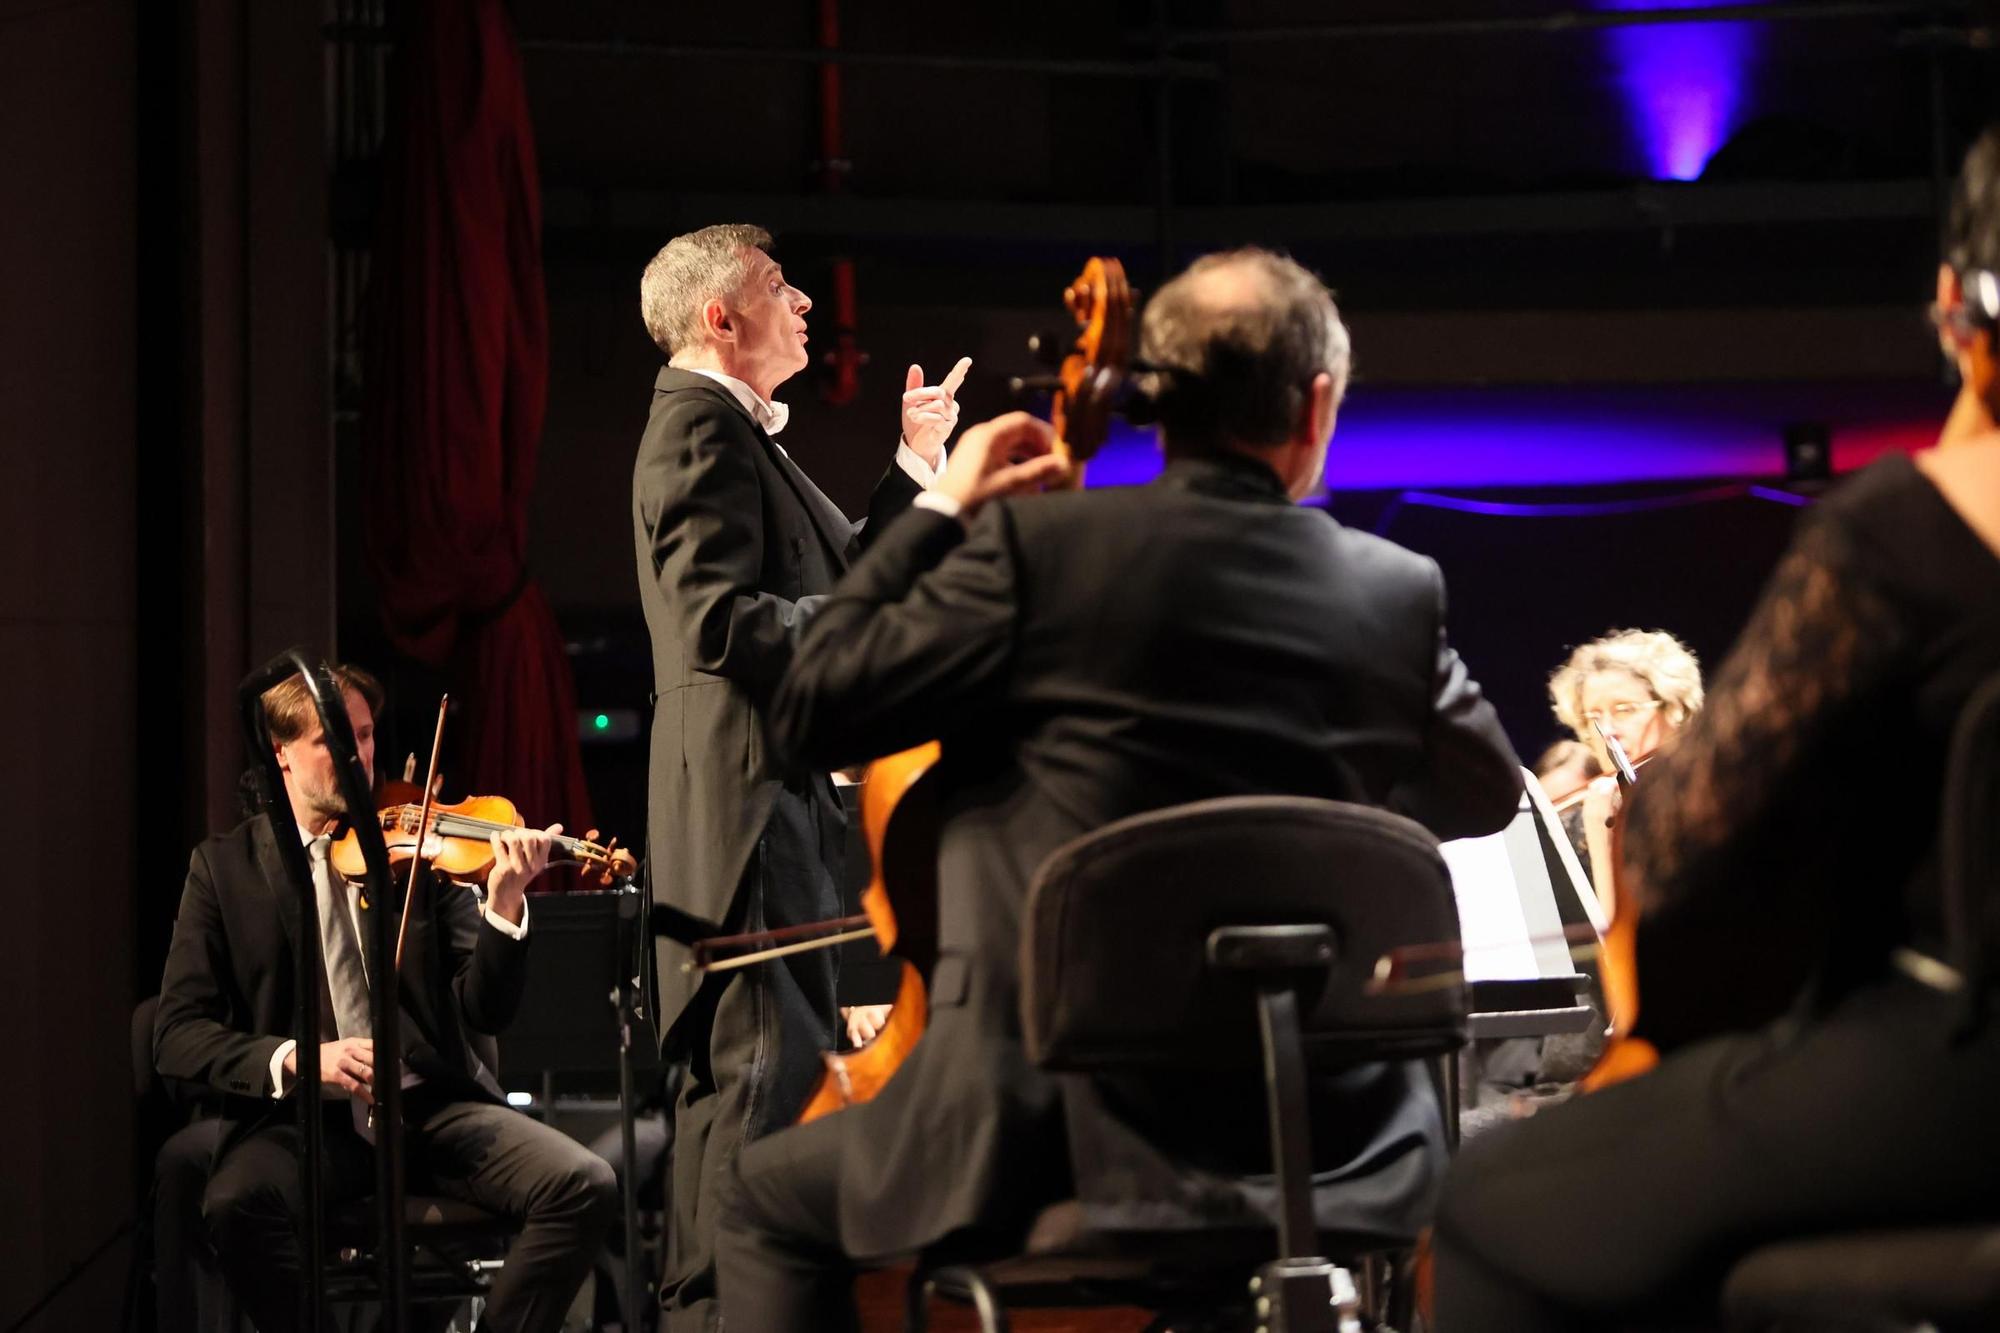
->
xmin=1946 ymin=127 xmax=2000 ymax=273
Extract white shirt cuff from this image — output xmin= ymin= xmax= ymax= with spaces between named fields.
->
xmin=896 ymin=439 xmax=946 ymax=489
xmin=483 ymin=897 xmax=530 ymax=940
xmin=912 ymin=490 xmax=964 ymax=522
xmin=271 ymin=1039 xmax=297 ymax=1098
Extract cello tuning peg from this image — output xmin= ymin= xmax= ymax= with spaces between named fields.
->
xmin=1008 ymin=374 xmax=1062 ymax=397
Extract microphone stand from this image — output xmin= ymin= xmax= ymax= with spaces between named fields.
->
xmin=615 ymin=876 xmax=646 ymax=1332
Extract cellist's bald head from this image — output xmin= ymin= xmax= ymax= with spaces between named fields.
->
xmin=1137 ymin=248 xmax=1349 ymax=499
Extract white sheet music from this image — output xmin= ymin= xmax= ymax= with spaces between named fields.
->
xmin=1439 ymin=770 xmax=1601 ymax=983
xmin=1440 ymin=831 xmax=1543 ymax=983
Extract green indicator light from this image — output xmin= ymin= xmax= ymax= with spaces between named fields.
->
xmin=594 ymin=713 xmax=611 ymax=730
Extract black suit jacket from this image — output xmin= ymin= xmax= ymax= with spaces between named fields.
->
xmin=767 ymin=452 xmax=1522 ymax=1257
xmin=631 ymin=366 xmax=920 ymax=1042
xmin=153 ymin=813 xmax=529 ymax=1155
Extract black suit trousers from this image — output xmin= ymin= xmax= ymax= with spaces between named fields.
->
xmin=1433 ymin=976 xmax=2000 ymax=1331
xmin=715 ymin=1109 xmax=862 ymax=1333
xmin=661 ymin=780 xmax=844 ymax=1331
xmin=153 ymin=1117 xmax=229 ymax=1333
xmin=202 ymin=1090 xmax=617 ymax=1333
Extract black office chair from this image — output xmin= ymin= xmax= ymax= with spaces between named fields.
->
xmin=907 ymin=796 xmax=1467 ymax=1333
xmin=1721 ymin=671 xmax=2000 ymax=1333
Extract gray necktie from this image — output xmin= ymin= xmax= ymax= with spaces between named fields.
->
xmin=310 ymin=835 xmax=373 ymax=1040
xmin=309 ymin=835 xmax=376 ymax=1142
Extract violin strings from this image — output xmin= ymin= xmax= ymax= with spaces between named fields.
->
xmin=367 ymin=806 xmax=607 ymax=859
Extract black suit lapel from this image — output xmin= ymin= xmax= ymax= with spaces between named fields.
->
xmin=654 ymin=367 xmax=857 ymax=569
xmin=252 ymin=816 xmax=304 ymax=954
xmin=760 ymin=434 xmax=859 ymax=570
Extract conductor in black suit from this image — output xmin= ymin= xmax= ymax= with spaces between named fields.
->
xmin=153 ymin=666 xmax=618 ymax=1333
xmin=716 ymin=247 xmax=1524 ymax=1329
xmin=631 ymin=223 xmax=967 ymax=1328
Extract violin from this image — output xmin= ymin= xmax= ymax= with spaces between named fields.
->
xmin=686 ymin=258 xmax=1137 ymax=1121
xmin=330 ymin=779 xmax=638 ymax=887
xmin=1578 ymin=724 xmax=1658 ymax=1091
xmin=1549 ymin=750 xmax=1656 ymax=815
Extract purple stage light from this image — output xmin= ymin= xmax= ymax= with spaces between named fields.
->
xmin=1078 ymin=384 xmax=1934 ymax=492
xmin=1599 ymin=0 xmax=1762 ymax=181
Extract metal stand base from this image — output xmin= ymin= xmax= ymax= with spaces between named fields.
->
xmin=1247 ymin=1259 xmax=1362 ymax=1333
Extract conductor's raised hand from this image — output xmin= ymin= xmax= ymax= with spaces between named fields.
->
xmin=900 ymin=357 xmax=973 ymax=469
xmin=486 ymin=822 xmax=562 ymax=924
xmin=935 ymin=411 xmax=1070 ymax=518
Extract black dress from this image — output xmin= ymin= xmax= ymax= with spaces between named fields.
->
xmin=1434 ymin=453 xmax=2000 ymax=1331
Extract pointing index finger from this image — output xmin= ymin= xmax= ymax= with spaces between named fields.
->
xmin=939 ymin=357 xmax=973 ymax=397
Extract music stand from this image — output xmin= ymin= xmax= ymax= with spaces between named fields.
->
xmin=497 ymin=886 xmax=659 ymax=1329
xmin=1437 ymin=769 xmax=1602 ymax=1133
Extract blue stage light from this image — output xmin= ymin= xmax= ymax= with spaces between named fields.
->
xmin=1599 ymin=0 xmax=1761 ymax=181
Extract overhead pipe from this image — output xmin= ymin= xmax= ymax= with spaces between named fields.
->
xmin=817 ymin=0 xmax=864 ymax=406
xmin=1154 ymin=1 xmax=1975 ymax=49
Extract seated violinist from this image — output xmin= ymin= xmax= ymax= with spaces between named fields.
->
xmin=1456 ymin=637 xmax=1702 ymax=1133
xmin=1433 ymin=127 xmax=2000 ymax=1330
xmin=1545 ymin=628 xmax=1704 ymax=904
xmin=714 ymin=247 xmax=1523 ymax=1329
xmin=152 ymin=665 xmax=617 ymax=1333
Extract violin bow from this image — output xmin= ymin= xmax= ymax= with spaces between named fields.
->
xmin=391 ymin=693 xmax=450 ymax=975
xmin=685 ymin=916 xmax=878 ymax=974
xmin=1364 ymin=921 xmax=1609 ymax=996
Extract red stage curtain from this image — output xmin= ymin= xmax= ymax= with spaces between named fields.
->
xmin=360 ymin=0 xmax=593 ymax=842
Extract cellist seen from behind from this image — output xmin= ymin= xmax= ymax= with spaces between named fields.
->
xmin=716 ymin=247 xmax=1522 ymax=1330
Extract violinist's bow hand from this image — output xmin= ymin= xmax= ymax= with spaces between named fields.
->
xmin=289 ymin=1037 xmax=375 ymax=1105
xmin=1581 ymin=774 xmax=1623 ymax=830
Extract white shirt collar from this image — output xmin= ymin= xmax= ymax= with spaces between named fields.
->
xmin=685 ymin=367 xmax=789 ymax=437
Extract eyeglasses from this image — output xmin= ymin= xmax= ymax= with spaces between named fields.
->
xmin=1583 ymin=699 xmax=1663 ymax=725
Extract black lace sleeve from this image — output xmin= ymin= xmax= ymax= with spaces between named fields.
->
xmin=1619 ymin=513 xmax=1908 ymax=917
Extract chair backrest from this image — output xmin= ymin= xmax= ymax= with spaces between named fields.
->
xmin=1020 ymin=795 xmax=1466 ymax=1072
xmin=133 ymin=994 xmax=161 ymax=1102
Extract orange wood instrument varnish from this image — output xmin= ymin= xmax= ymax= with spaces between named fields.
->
xmin=329 ymin=779 xmax=637 ymax=887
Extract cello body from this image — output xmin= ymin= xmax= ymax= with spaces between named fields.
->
xmin=796 ymin=742 xmax=942 ymax=1122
